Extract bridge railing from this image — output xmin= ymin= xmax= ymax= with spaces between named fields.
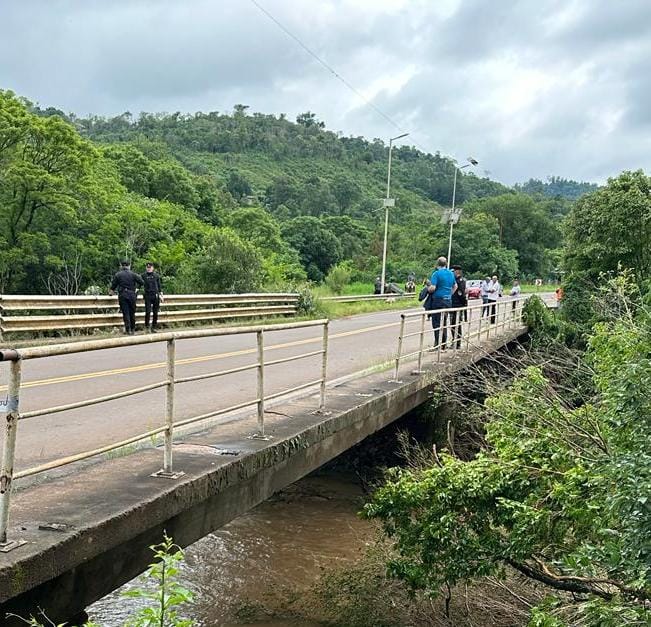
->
xmin=0 ymin=293 xmax=300 ymax=340
xmin=393 ymin=296 xmax=527 ymax=379
xmin=0 ymin=318 xmax=328 ymax=550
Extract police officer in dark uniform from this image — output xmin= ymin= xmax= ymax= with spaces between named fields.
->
xmin=141 ymin=262 xmax=163 ymax=332
xmin=450 ymin=265 xmax=468 ymax=349
xmin=109 ymin=260 xmax=144 ymax=335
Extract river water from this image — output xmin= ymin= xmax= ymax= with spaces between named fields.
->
xmin=88 ymin=475 xmax=374 ymax=626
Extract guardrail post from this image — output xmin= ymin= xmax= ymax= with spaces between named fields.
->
xmin=465 ymin=306 xmax=472 ymax=351
xmin=153 ymin=338 xmax=183 ymax=479
xmin=164 ymin=338 xmax=175 ymax=472
xmin=256 ymin=330 xmax=266 ymax=437
xmin=319 ymin=321 xmax=329 ymax=410
xmin=436 ymin=308 xmax=443 ymax=363
xmin=393 ymin=315 xmax=406 ymax=380
xmin=0 ymin=359 xmax=25 ymax=550
xmin=415 ymin=314 xmax=426 ymax=373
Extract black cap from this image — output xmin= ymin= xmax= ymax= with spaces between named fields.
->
xmin=146 ymin=262 xmax=154 ymax=267
xmin=451 ymin=265 xmax=462 ymax=270
xmin=120 ymin=260 xmax=130 ymax=266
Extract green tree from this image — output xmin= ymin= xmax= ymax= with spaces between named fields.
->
xmin=450 ymin=213 xmax=519 ymax=280
xmin=148 ymin=160 xmax=200 ymax=210
xmin=563 ymin=170 xmax=651 ymax=327
xmin=330 ymin=176 xmax=361 ymax=213
xmin=466 ymin=193 xmax=560 ymax=277
xmin=564 ymin=170 xmax=651 ymax=282
xmin=226 ymin=206 xmax=306 ymax=284
xmin=281 ymin=216 xmax=343 ymax=281
xmin=176 ymin=228 xmax=263 ymax=293
xmin=226 ymin=170 xmax=252 ymax=201
xmin=0 ymin=90 xmax=115 ymax=292
xmin=102 ymin=144 xmax=153 ymax=195
xmin=365 ymin=304 xmax=651 ymax=625
xmin=325 ymin=261 xmax=353 ymax=294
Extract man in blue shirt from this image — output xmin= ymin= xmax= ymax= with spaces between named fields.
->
xmin=427 ymin=256 xmax=457 ymax=348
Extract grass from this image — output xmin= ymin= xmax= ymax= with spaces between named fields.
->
xmin=318 ymin=296 xmax=418 ymax=318
xmin=516 ymin=283 xmax=558 ymax=293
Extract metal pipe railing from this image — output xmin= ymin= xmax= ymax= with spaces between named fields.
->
xmin=0 ymin=360 xmax=21 ymax=546
xmin=256 ymin=330 xmax=266 ymax=438
xmin=0 ymin=318 xmax=329 ymax=546
xmin=392 ymin=297 xmax=527 ymax=377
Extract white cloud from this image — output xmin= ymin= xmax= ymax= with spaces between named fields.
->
xmin=0 ymin=0 xmax=649 ymax=184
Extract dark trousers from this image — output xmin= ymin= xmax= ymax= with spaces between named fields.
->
xmin=449 ymin=310 xmax=462 ymax=349
xmin=144 ymin=293 xmax=160 ymax=328
xmin=430 ymin=298 xmax=451 ymax=348
xmin=118 ymin=291 xmax=137 ymax=333
xmin=489 ymin=301 xmax=497 ymax=324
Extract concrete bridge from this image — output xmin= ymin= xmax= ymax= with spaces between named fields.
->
xmin=0 ymin=297 xmax=549 ymax=623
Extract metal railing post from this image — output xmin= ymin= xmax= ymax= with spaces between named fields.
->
xmin=256 ymin=330 xmax=265 ymax=436
xmin=477 ymin=309 xmax=483 ymax=346
xmin=164 ymin=338 xmax=175 ymax=473
xmin=0 ymin=359 xmax=22 ymax=549
xmin=319 ymin=321 xmax=329 ymax=409
xmin=416 ymin=313 xmax=426 ymax=372
xmin=437 ymin=308 xmax=443 ymax=363
xmin=394 ymin=315 xmax=406 ymax=380
xmin=465 ymin=305 xmax=472 ymax=351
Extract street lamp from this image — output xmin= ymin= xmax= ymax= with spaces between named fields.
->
xmin=445 ymin=157 xmax=478 ymax=266
xmin=380 ymin=132 xmax=409 ymax=294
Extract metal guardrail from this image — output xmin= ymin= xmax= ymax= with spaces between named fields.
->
xmin=0 ymin=318 xmax=328 ymax=550
xmin=0 ymin=293 xmax=300 ymax=339
xmin=392 ymin=296 xmax=527 ymax=379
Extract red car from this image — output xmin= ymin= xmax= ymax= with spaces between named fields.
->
xmin=466 ymin=279 xmax=482 ymax=299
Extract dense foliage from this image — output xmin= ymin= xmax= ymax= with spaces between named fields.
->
xmin=515 ymin=176 xmax=598 ymax=201
xmin=1 ymin=90 xmax=575 ymax=294
xmin=562 ymin=170 xmax=651 ymax=327
xmin=365 ymin=294 xmax=651 ymax=625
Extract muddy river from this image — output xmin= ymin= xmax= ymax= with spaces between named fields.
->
xmin=88 ymin=475 xmax=373 ymax=626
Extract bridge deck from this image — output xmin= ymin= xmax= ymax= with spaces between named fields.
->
xmin=0 ymin=319 xmax=528 ymax=623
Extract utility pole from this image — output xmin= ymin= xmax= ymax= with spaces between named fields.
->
xmin=446 ymin=157 xmax=478 ymax=267
xmin=380 ymin=133 xmax=409 ymax=294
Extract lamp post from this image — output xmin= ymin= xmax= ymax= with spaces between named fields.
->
xmin=446 ymin=157 xmax=478 ymax=266
xmin=380 ymin=132 xmax=409 ymax=294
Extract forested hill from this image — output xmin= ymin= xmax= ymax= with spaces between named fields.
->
xmin=1 ymin=91 xmax=585 ymax=294
xmin=515 ymin=176 xmax=598 ymax=200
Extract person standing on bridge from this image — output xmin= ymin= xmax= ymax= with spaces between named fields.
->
xmin=427 ymin=256 xmax=457 ymax=349
xmin=510 ymin=279 xmax=521 ymax=311
xmin=480 ymin=276 xmax=491 ymax=317
xmin=450 ymin=265 xmax=467 ymax=349
xmin=142 ymin=262 xmax=163 ymax=333
xmin=109 ymin=260 xmax=144 ymax=335
xmin=487 ymin=274 xmax=501 ymax=324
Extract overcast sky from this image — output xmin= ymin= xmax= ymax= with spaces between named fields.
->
xmin=1 ymin=0 xmax=650 ymax=184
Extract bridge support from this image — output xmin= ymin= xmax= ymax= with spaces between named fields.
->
xmin=0 ymin=326 xmax=528 ymax=624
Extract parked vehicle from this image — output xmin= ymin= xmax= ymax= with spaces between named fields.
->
xmin=466 ymin=279 xmax=482 ymax=299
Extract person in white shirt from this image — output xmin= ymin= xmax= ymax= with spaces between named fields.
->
xmin=510 ymin=279 xmax=521 ymax=311
xmin=487 ymin=275 xmax=501 ymax=324
xmin=480 ymin=276 xmax=491 ymax=317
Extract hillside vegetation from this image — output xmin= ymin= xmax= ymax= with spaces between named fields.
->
xmin=1 ymin=91 xmax=588 ymax=294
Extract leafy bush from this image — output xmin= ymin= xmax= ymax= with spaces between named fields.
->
xmin=365 ymin=308 xmax=651 ymax=625
xmin=325 ymin=262 xmax=353 ymax=295
xmin=11 ymin=534 xmax=194 ymax=627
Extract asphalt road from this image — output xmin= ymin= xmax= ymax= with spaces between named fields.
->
xmin=0 ymin=295 xmax=554 ymax=474
xmin=0 ymin=308 xmax=415 ymax=471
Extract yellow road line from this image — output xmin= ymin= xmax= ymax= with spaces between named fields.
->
xmin=1 ymin=321 xmax=399 ymax=391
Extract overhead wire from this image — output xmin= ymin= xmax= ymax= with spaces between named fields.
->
xmin=248 ymin=0 xmax=435 ymax=155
